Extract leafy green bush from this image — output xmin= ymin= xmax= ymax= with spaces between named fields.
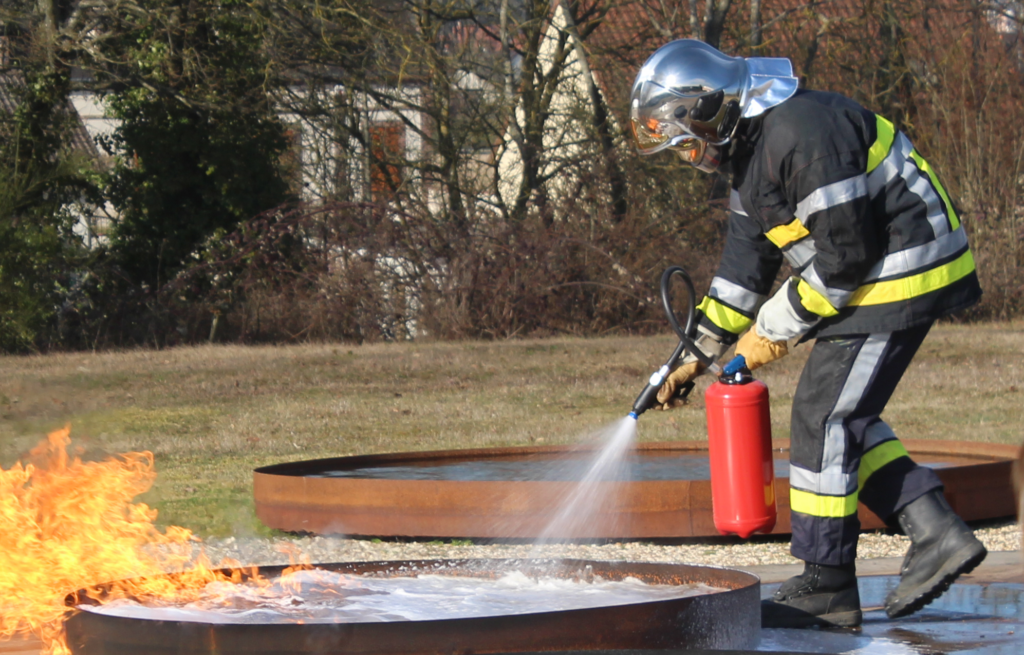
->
xmin=0 ymin=69 xmax=96 ymax=352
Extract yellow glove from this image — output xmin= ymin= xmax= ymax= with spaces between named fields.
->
xmin=655 ymin=360 xmax=704 ymax=410
xmin=735 ymin=326 xmax=788 ymax=371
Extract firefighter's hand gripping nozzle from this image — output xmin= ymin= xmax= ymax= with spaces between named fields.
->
xmin=629 ymin=343 xmax=692 ymax=418
xmin=629 ymin=266 xmax=722 ymax=419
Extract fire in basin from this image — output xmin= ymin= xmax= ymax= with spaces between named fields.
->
xmin=0 ymin=427 xmax=206 ymax=654
xmin=0 ymin=428 xmax=761 ymax=655
xmin=0 ymin=427 xmax=298 ymax=654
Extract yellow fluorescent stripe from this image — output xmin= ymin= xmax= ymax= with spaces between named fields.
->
xmin=697 ymin=296 xmax=753 ymax=334
xmin=910 ymin=150 xmax=961 ymax=230
xmin=790 ymin=487 xmax=859 ymax=518
xmin=796 ymin=279 xmax=839 ymax=317
xmin=766 ymin=219 xmax=810 ymax=248
xmin=868 ymin=115 xmax=896 ymax=173
xmin=849 ymin=249 xmax=975 ymax=307
xmin=858 ymin=440 xmax=910 ymax=489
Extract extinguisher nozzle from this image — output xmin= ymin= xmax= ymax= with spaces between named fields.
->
xmin=630 ymin=378 xmax=663 ymax=418
xmin=627 ymin=411 xmax=639 ymax=420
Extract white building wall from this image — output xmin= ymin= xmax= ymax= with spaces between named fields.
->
xmin=68 ymin=90 xmax=118 ymax=146
xmin=496 ymin=2 xmax=594 ymax=211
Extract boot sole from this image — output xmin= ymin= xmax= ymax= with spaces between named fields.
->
xmin=884 ymin=541 xmax=987 ymax=619
xmin=764 ymin=609 xmax=863 ymax=629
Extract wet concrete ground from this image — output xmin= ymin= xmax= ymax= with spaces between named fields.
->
xmin=751 ymin=551 xmax=1024 ymax=654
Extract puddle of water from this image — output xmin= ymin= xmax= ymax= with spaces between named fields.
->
xmin=760 ymin=577 xmax=1024 ymax=654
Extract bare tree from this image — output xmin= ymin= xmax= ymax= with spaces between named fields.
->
xmin=702 ymin=0 xmax=734 ymax=48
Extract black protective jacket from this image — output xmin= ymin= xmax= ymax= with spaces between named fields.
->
xmin=696 ymin=89 xmax=981 ymax=343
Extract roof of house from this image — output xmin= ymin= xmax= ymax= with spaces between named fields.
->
xmin=0 ymin=69 xmax=100 ymax=158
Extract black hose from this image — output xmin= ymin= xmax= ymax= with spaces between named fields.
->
xmin=658 ymin=266 xmax=718 ymax=370
xmin=629 ymin=266 xmax=721 ymax=417
xmin=660 ymin=265 xmax=696 ymax=344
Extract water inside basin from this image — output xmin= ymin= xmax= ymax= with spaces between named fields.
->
xmin=308 ymin=453 xmax=965 ymax=482
xmin=82 ymin=566 xmax=724 ymax=624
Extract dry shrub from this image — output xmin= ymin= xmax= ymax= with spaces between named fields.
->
xmin=417 ymin=212 xmax=714 ymax=340
xmin=756 ymin=0 xmax=1024 ymax=319
xmin=910 ymin=20 xmax=1024 ymax=319
xmin=166 ymin=204 xmax=410 ymax=343
xmin=165 ymin=173 xmax=722 ymax=344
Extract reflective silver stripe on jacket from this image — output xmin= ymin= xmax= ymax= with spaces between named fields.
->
xmin=786 ymin=223 xmax=968 ymax=286
xmin=708 ymin=276 xmax=763 ymax=313
xmin=778 ymin=173 xmax=868 ymax=288
xmin=783 ymin=240 xmax=816 ymax=272
xmin=867 ymin=133 xmax=950 ymax=239
xmin=863 ymin=226 xmax=969 ymax=282
xmin=795 ymin=175 xmax=868 ymax=223
xmin=863 ymin=421 xmax=897 ymax=451
xmin=802 ymin=263 xmax=855 ymax=309
xmin=780 ymin=133 xmax=962 ymax=290
xmin=729 ymin=189 xmax=748 ymax=216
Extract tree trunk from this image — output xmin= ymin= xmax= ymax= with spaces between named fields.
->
xmin=750 ymin=0 xmax=762 ymax=50
xmin=703 ymin=0 xmax=734 ymax=49
xmin=559 ymin=0 xmax=627 ymax=222
xmin=36 ymin=0 xmax=58 ymax=67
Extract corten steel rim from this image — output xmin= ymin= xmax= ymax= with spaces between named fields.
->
xmin=252 ymin=439 xmax=1020 ymax=539
xmin=64 ymin=559 xmax=760 ymax=655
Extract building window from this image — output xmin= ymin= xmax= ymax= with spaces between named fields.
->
xmin=369 ymin=121 xmax=404 ymax=200
xmin=280 ymin=123 xmax=304 ymax=196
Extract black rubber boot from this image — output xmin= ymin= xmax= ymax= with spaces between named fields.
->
xmin=761 ymin=561 xmax=862 ymax=628
xmin=884 ymin=489 xmax=987 ymax=619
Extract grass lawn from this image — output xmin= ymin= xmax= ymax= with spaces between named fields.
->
xmin=1 ymin=323 xmax=1021 ymax=538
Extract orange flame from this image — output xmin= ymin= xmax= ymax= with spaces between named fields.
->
xmin=0 ymin=427 xmax=272 ymax=654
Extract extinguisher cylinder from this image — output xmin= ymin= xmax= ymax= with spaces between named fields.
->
xmin=704 ymin=378 xmax=777 ymax=538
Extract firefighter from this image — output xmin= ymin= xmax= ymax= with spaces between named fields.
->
xmin=629 ymin=39 xmax=987 ymax=628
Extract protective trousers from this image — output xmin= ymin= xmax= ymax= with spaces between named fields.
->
xmin=788 ymin=323 xmax=943 ymax=566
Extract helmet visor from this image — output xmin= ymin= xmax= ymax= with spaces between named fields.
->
xmin=630 ymin=79 xmax=733 ymax=154
xmin=631 ymin=116 xmax=672 ymax=154
xmin=630 ymin=80 xmax=691 ymax=154
xmin=673 ymin=139 xmax=724 ymax=173
xmin=669 ymin=138 xmax=706 ymax=164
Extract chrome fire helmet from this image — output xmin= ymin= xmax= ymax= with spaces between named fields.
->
xmin=629 ymin=39 xmax=799 ymax=172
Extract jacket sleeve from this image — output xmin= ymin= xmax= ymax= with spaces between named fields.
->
xmin=756 ymin=121 xmax=882 ymax=341
xmin=696 ymin=197 xmax=783 ymax=347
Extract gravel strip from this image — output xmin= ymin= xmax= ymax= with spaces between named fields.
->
xmin=194 ymin=521 xmax=1021 ymax=570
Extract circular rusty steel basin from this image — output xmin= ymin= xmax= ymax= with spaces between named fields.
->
xmin=252 ymin=439 xmax=1019 ymax=539
xmin=63 ymin=559 xmax=760 ymax=655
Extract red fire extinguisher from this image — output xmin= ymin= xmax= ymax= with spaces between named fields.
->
xmin=704 ymin=355 xmax=777 ymax=538
xmin=627 ymin=266 xmax=777 ymax=538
